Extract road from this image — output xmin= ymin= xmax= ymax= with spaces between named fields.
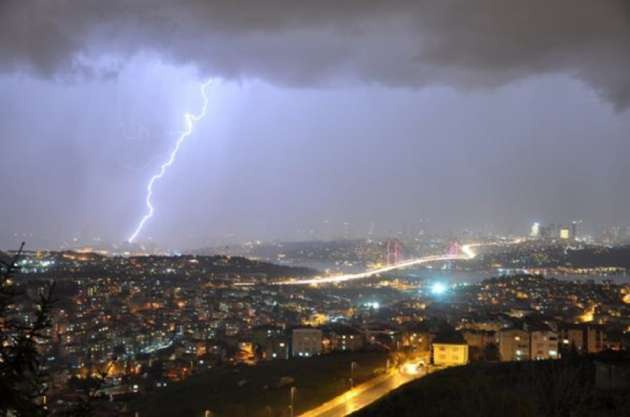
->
xmin=297 ymin=369 xmax=423 ymax=417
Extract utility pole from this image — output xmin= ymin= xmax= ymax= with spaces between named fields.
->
xmin=350 ymin=361 xmax=357 ymax=388
xmin=289 ymin=386 xmax=296 ymax=417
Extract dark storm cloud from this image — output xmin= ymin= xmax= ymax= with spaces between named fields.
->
xmin=2 ymin=1 xmax=630 ymax=107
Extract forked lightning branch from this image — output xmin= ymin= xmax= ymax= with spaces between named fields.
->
xmin=128 ymin=80 xmax=212 ymax=243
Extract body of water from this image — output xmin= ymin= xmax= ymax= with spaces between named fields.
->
xmin=408 ymin=269 xmax=630 ymax=285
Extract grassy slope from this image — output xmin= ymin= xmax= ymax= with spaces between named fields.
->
xmin=133 ymin=351 xmax=388 ymax=417
xmin=351 ymin=359 xmax=630 ymax=417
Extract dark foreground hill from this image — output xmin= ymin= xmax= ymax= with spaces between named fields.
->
xmin=132 ymin=351 xmax=388 ymax=417
xmin=351 ymin=354 xmax=630 ymax=417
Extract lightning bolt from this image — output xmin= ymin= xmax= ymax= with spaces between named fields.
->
xmin=128 ymin=79 xmax=212 ymax=243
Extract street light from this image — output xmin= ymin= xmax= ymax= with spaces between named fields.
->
xmin=349 ymin=361 xmax=357 ymax=388
xmin=289 ymin=386 xmax=296 ymax=417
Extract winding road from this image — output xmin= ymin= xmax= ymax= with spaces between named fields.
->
xmin=298 ymin=368 xmax=424 ymax=417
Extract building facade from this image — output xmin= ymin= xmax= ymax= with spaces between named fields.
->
xmin=323 ymin=325 xmax=365 ymax=353
xmin=529 ymin=329 xmax=559 ymax=360
xmin=559 ymin=325 xmax=607 ymax=354
xmin=432 ymin=342 xmax=469 ymax=367
xmin=499 ymin=329 xmax=530 ymax=361
xmin=291 ymin=328 xmax=322 ymax=357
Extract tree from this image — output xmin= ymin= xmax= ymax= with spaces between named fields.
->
xmin=482 ymin=342 xmax=500 ymax=362
xmin=0 ymin=243 xmax=55 ymax=417
xmin=113 ymin=344 xmax=126 ymax=358
xmin=62 ymin=366 xmax=111 ymax=417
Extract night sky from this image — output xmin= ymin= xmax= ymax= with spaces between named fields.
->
xmin=1 ymin=1 xmax=629 ymax=249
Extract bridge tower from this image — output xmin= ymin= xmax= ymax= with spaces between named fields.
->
xmin=386 ymin=239 xmax=402 ymax=265
xmin=447 ymin=242 xmax=462 ymax=256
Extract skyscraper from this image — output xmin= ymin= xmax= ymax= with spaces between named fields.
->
xmin=530 ymin=222 xmax=540 ymax=238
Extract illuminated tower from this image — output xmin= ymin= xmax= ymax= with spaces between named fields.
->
xmin=571 ymin=220 xmax=582 ymax=240
xmin=447 ymin=242 xmax=462 ymax=256
xmin=386 ymin=239 xmax=402 ymax=265
xmin=530 ymin=222 xmax=541 ymax=238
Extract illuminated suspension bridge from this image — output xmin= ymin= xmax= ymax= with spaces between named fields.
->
xmin=276 ymin=242 xmax=484 ymax=286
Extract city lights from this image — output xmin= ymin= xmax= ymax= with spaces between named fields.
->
xmin=430 ymin=282 xmax=447 ymax=295
xmin=278 ymin=244 xmax=479 ymax=285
